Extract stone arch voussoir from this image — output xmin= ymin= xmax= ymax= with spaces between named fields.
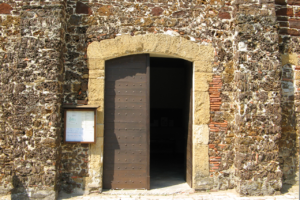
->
xmin=87 ymin=34 xmax=214 ymax=62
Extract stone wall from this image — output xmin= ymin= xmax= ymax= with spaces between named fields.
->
xmin=0 ymin=0 xmax=299 ymax=198
xmin=0 ymin=1 xmax=22 ymax=195
xmin=276 ymin=0 xmax=300 ymax=187
xmin=59 ymin=0 xmax=90 ymax=194
xmin=0 ymin=0 xmax=66 ymax=199
xmin=232 ymin=0 xmax=283 ymax=196
xmin=60 ymin=0 xmax=237 ymax=193
xmin=60 ymin=144 xmax=89 ymax=193
xmin=60 ymin=0 xmax=287 ymax=195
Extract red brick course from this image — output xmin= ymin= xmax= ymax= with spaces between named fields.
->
xmin=208 ymin=75 xmax=229 ymax=176
xmin=276 ymin=8 xmax=294 ymax=16
xmin=277 ymin=1 xmax=300 ymax=35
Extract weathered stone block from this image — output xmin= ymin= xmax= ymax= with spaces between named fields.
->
xmin=0 ymin=3 xmax=12 ymax=14
xmin=88 ymin=59 xmax=104 ymax=70
xmin=295 ymin=71 xmax=300 ymax=80
xmin=88 ymin=101 xmax=104 ymax=124
xmin=87 ymin=34 xmax=214 ymax=62
xmin=289 ymin=19 xmax=300 ymax=29
xmin=194 ymin=60 xmax=213 ymax=73
xmin=88 ymin=79 xmax=104 ymax=101
xmin=281 ymin=53 xmax=299 ymax=66
xmin=288 ymin=0 xmax=300 ymax=5
xmin=194 ymin=144 xmax=210 ymax=189
xmin=88 ymin=70 xmax=104 ymax=79
xmin=69 ymin=15 xmax=82 ymax=25
xmin=76 ymin=2 xmax=92 ymax=15
xmin=87 ymin=137 xmax=104 ymax=190
xmin=96 ymin=124 xmax=104 ymax=137
xmin=151 ymin=7 xmax=164 ymax=16
xmin=194 ymin=91 xmax=210 ymax=125
xmin=218 ymin=12 xmax=231 ymax=19
xmin=194 ymin=72 xmax=213 ymax=91
xmin=193 ymin=125 xmax=209 ymax=145
xmin=90 ymin=137 xmax=104 ymax=167
xmin=97 ymin=5 xmax=113 ymax=16
xmin=279 ymin=28 xmax=300 ymax=36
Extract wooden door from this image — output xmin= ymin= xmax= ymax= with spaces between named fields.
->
xmin=103 ymin=54 xmax=150 ymax=189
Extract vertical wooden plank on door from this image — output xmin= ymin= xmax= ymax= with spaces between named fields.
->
xmin=103 ymin=54 xmax=150 ymax=189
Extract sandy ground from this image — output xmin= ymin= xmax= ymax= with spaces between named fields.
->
xmin=1 ymin=184 xmax=298 ymax=200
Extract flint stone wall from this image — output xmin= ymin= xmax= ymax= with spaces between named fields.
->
xmin=276 ymin=0 xmax=300 ymax=187
xmin=0 ymin=0 xmax=66 ymax=199
xmin=0 ymin=0 xmax=299 ymax=199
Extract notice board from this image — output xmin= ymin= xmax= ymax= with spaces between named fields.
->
xmin=64 ymin=109 xmax=96 ymax=143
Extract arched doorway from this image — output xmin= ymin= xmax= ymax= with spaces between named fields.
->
xmin=86 ymin=34 xmax=213 ymax=191
xmin=101 ymin=55 xmax=193 ymax=189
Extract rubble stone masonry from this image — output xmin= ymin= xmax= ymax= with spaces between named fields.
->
xmin=0 ymin=0 xmax=298 ymax=199
xmin=0 ymin=0 xmax=66 ymax=199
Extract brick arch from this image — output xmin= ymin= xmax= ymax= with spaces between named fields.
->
xmin=86 ymin=33 xmax=214 ymax=190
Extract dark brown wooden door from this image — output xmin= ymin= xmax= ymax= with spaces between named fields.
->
xmin=103 ymin=54 xmax=150 ymax=189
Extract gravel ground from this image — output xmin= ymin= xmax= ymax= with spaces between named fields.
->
xmin=0 ymin=185 xmax=298 ymax=200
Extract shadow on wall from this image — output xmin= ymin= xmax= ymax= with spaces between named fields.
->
xmin=11 ymin=175 xmax=29 ymax=200
xmin=280 ymin=63 xmax=298 ymax=194
xmin=58 ymin=143 xmax=90 ymax=195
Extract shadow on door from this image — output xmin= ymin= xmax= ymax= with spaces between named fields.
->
xmin=150 ymin=57 xmax=193 ymax=189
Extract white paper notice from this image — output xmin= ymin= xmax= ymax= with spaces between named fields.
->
xmin=82 ymin=128 xmax=94 ymax=141
xmin=66 ymin=110 xmax=95 ymax=142
xmin=84 ymin=112 xmax=94 ymax=121
xmin=66 ymin=128 xmax=84 ymax=141
xmin=69 ymin=112 xmax=79 ymax=125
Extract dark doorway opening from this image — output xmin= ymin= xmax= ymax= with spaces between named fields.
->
xmin=150 ymin=57 xmax=193 ymax=189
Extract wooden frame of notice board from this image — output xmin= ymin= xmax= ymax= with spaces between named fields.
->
xmin=63 ymin=105 xmax=98 ymax=144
